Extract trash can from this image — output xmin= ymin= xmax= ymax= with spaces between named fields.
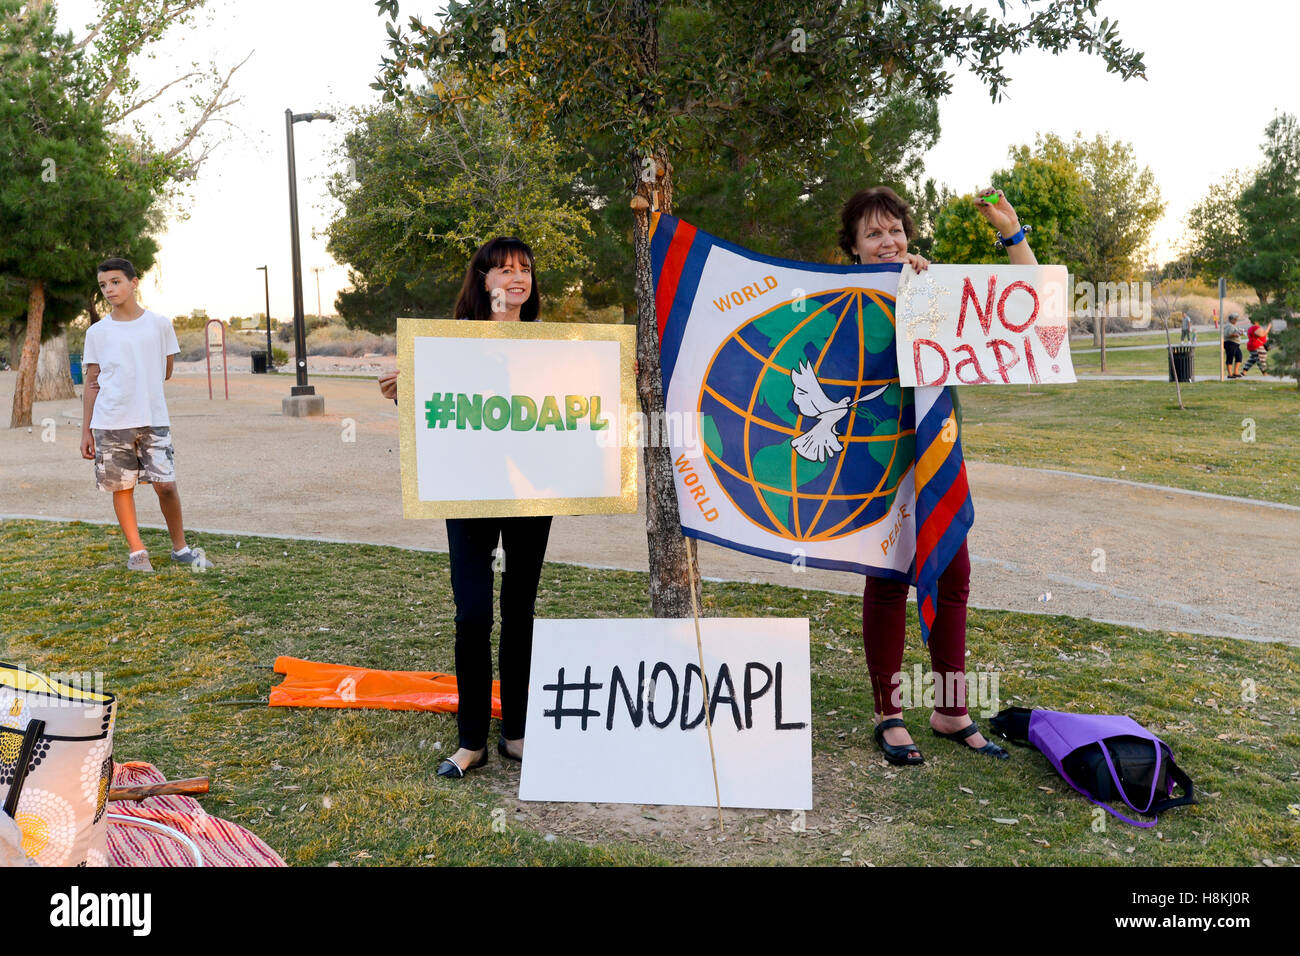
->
xmin=1168 ymin=344 xmax=1194 ymax=382
xmin=69 ymin=352 xmax=83 ymax=385
xmin=251 ymin=350 xmax=268 ymax=374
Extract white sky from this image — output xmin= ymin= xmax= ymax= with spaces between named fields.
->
xmin=56 ymin=0 xmax=1297 ymax=320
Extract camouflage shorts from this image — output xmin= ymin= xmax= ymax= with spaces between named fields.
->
xmin=92 ymin=426 xmax=176 ymax=492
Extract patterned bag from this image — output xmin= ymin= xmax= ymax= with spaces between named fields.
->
xmin=0 ymin=662 xmax=116 ymax=866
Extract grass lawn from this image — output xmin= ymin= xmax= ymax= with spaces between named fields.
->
xmin=1071 ymin=331 xmax=1215 ymax=350
xmin=959 ymin=379 xmax=1300 ymax=506
xmin=3 ymin=518 xmax=1297 ymax=866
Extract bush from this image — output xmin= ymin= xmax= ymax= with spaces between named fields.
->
xmin=271 ymin=346 xmax=289 ymax=366
xmin=1069 ymin=315 xmax=1132 ymax=335
xmin=305 ymin=322 xmax=395 ymax=356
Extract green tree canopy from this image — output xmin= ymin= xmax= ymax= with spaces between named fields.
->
xmin=1049 ymin=132 xmax=1164 ymax=284
xmin=1183 ymin=169 xmax=1249 ymax=285
xmin=325 ymin=91 xmax=592 ymax=333
xmin=570 ymin=93 xmax=943 ymax=318
xmin=0 ymin=0 xmax=160 ymax=425
xmin=674 ymin=94 xmax=942 ymax=262
xmin=931 ymin=132 xmax=1161 ymax=281
xmin=1233 ymin=113 xmax=1300 ymax=312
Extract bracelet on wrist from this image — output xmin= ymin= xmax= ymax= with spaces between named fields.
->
xmin=994 ymin=223 xmax=1030 ymax=250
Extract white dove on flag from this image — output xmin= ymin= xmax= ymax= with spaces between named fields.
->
xmin=789 ymin=360 xmax=888 ymax=463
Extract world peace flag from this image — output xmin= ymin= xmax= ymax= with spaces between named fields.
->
xmin=651 ymin=213 xmax=973 ymax=641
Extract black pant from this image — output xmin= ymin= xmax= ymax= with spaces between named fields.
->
xmin=445 ymin=515 xmax=552 ymax=750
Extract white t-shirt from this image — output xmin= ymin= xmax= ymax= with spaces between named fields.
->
xmin=82 ymin=309 xmax=180 ymax=429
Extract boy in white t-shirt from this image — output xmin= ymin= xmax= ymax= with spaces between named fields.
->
xmin=79 ymin=258 xmax=214 ymax=571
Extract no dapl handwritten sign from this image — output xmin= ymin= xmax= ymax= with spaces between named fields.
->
xmin=894 ymin=264 xmax=1075 ymax=387
xmin=519 ymin=618 xmax=813 ymax=810
xmin=397 ymin=319 xmax=637 ymax=519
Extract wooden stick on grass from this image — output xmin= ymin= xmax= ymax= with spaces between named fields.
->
xmin=109 ymin=777 xmax=210 ymax=802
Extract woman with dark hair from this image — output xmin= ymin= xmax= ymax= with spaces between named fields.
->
xmin=378 ymin=236 xmax=551 ymax=778
xmin=838 ymin=185 xmax=1036 ymax=766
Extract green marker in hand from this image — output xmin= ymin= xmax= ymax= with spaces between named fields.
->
xmin=980 ymin=191 xmax=1000 ymax=204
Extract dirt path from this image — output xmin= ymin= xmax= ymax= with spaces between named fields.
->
xmin=4 ymin=370 xmax=1297 ymax=644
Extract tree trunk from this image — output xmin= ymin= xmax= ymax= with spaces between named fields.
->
xmin=34 ymin=331 xmax=77 ymax=402
xmin=9 ymin=280 xmax=45 ymax=428
xmin=627 ymin=0 xmax=699 ymax=618
xmin=631 ymin=153 xmax=701 ymax=618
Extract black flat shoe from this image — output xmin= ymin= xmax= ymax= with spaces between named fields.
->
xmin=436 ymin=749 xmax=489 ymax=779
xmin=873 ymin=717 xmax=923 ymax=766
xmin=931 ymin=720 xmax=1009 ymax=759
xmin=497 ymin=737 xmax=522 ymax=763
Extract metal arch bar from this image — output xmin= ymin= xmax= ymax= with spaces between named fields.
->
xmin=106 ymin=813 xmax=206 ymax=867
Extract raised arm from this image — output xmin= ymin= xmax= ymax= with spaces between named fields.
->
xmin=975 ymin=188 xmax=1038 ymax=266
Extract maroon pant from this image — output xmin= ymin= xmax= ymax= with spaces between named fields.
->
xmin=862 ymin=540 xmax=971 ymax=718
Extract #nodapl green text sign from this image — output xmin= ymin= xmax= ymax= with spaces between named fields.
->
xmin=424 ymin=392 xmax=611 ymax=432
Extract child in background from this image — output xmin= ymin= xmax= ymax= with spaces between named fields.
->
xmin=79 ymin=258 xmax=214 ymax=571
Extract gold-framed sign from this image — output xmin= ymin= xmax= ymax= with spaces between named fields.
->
xmin=398 ymin=318 xmax=638 ymax=519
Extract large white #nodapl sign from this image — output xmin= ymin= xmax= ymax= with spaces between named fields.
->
xmin=519 ymin=618 xmax=812 ymax=810
xmin=895 ymin=264 xmax=1075 ymax=387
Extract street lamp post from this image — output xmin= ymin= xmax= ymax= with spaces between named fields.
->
xmin=282 ymin=107 xmax=335 ymax=417
xmin=256 ymin=265 xmax=272 ymax=370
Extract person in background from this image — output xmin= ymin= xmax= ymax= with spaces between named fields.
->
xmin=1180 ymin=311 xmax=1192 ymax=342
xmin=80 ymin=258 xmax=213 ymax=571
xmin=1241 ymin=317 xmax=1271 ymax=376
xmin=1223 ymin=313 xmax=1245 ymax=378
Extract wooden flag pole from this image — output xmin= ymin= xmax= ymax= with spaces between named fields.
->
xmin=685 ymin=537 xmax=724 ymax=831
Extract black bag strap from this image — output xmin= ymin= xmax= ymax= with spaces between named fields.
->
xmin=1150 ymin=758 xmax=1196 ymax=814
xmin=2 ymin=719 xmax=46 ymax=818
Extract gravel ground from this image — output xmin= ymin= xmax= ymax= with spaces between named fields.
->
xmin=4 ymin=369 xmax=1297 ymax=645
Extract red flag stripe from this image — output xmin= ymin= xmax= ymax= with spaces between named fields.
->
xmin=915 ymin=461 xmax=971 ymax=569
xmin=655 ymin=221 xmax=697 ymax=345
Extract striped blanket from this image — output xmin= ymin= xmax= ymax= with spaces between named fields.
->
xmin=107 ymin=762 xmax=284 ymax=867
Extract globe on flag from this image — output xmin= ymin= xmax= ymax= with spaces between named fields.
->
xmin=698 ymin=290 xmax=915 ymax=541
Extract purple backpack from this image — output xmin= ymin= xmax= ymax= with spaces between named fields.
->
xmin=991 ymin=707 xmax=1196 ymax=828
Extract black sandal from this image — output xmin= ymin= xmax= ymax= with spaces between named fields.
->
xmin=931 ymin=720 xmax=1009 ymax=759
xmin=497 ymin=737 xmax=522 ymax=763
xmin=436 ymin=748 xmax=489 ymax=778
xmin=874 ymin=717 xmax=924 ymax=766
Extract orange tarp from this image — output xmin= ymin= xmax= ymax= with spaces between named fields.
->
xmin=269 ymin=656 xmax=500 ymax=717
